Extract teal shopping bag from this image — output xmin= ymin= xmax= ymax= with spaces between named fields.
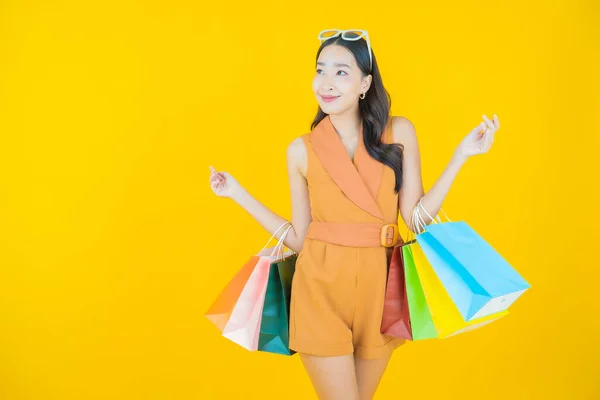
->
xmin=257 ymin=253 xmax=297 ymax=355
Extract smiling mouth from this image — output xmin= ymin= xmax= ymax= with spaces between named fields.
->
xmin=321 ymin=95 xmax=340 ymax=102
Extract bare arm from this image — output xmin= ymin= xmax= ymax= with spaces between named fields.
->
xmin=393 ymin=114 xmax=500 ymax=232
xmin=393 ymin=116 xmax=426 ymax=231
xmin=211 ymin=136 xmax=311 ymax=253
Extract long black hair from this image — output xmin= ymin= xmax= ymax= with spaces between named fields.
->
xmin=310 ymin=33 xmax=404 ymax=193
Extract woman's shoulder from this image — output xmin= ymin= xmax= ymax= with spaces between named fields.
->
xmin=390 ymin=115 xmax=416 ymax=144
xmin=286 ymin=134 xmax=310 ymax=174
xmin=286 ymin=134 xmax=309 ymax=157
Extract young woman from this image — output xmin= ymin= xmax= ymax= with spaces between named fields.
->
xmin=209 ymin=29 xmax=499 ymax=400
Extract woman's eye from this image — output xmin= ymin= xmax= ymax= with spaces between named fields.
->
xmin=315 ymin=69 xmax=347 ymax=75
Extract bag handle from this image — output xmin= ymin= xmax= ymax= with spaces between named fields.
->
xmin=406 ymin=198 xmax=452 ymax=242
xmin=269 ymin=223 xmax=294 ymax=259
xmin=259 ymin=221 xmax=292 ymax=253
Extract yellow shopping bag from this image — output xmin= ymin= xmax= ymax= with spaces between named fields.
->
xmin=411 ymin=244 xmax=508 ymax=338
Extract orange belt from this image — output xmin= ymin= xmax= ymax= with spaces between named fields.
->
xmin=306 ymin=221 xmax=400 ymax=248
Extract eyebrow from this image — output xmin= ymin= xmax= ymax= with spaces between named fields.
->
xmin=316 ymin=61 xmax=351 ymax=69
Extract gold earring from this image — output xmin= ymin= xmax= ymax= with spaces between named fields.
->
xmin=360 ymin=92 xmax=366 ymax=99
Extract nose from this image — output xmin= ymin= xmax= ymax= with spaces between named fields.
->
xmin=321 ymin=82 xmax=335 ymax=93
xmin=321 ymin=76 xmax=335 ymax=92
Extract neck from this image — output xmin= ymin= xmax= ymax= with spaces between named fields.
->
xmin=329 ymin=106 xmax=362 ymax=140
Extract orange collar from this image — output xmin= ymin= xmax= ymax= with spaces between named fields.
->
xmin=309 ymin=115 xmax=385 ymax=220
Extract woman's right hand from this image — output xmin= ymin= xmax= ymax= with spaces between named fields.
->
xmin=209 ymin=166 xmax=244 ymax=199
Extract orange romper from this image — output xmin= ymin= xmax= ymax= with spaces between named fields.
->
xmin=289 ymin=115 xmax=407 ymax=360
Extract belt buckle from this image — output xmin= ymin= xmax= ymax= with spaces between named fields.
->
xmin=380 ymin=224 xmax=399 ymax=247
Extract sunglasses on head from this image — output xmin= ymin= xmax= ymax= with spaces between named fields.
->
xmin=317 ymin=29 xmax=372 ymax=73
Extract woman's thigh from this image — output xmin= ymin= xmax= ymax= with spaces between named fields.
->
xmin=354 ymin=353 xmax=392 ymax=400
xmin=299 ymin=353 xmax=360 ymax=400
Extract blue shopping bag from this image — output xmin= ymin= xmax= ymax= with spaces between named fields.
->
xmin=408 ymin=199 xmax=531 ymax=323
xmin=416 ymin=220 xmax=530 ymax=322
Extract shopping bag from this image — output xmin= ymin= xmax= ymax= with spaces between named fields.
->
xmin=414 ymin=209 xmax=530 ymax=321
xmin=205 ymin=255 xmax=261 ymax=332
xmin=205 ymin=222 xmax=293 ymax=346
xmin=398 ymin=200 xmax=511 ymax=339
xmin=411 ymin=243 xmax=508 ymax=338
xmin=257 ymin=252 xmax=297 ymax=355
xmin=403 ymin=243 xmax=438 ymax=340
xmin=381 ymin=243 xmax=413 ymax=340
xmin=221 ymin=223 xmax=294 ymax=351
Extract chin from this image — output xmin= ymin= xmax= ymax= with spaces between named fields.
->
xmin=319 ymin=103 xmax=343 ymax=114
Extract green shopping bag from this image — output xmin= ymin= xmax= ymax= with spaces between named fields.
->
xmin=403 ymin=243 xmax=437 ymax=340
xmin=257 ymin=253 xmax=297 ymax=355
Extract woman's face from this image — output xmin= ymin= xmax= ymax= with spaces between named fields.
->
xmin=312 ymin=44 xmax=371 ymax=115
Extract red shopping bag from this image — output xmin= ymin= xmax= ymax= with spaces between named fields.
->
xmin=381 ymin=243 xmax=413 ymax=340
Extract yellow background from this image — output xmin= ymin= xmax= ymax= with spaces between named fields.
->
xmin=0 ymin=1 xmax=598 ymax=399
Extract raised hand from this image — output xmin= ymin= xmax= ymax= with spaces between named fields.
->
xmin=209 ymin=166 xmax=243 ymax=199
xmin=455 ymin=114 xmax=500 ymax=159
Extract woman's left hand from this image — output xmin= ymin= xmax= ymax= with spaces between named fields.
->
xmin=455 ymin=114 xmax=500 ymax=159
